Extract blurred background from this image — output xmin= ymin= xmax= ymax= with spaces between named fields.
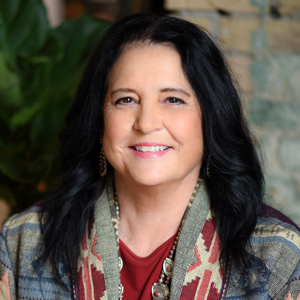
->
xmin=0 ymin=0 xmax=300 ymax=228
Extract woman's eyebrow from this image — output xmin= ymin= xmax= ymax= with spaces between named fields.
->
xmin=161 ymin=87 xmax=191 ymax=97
xmin=110 ymin=88 xmax=136 ymax=96
xmin=110 ymin=87 xmax=191 ymax=97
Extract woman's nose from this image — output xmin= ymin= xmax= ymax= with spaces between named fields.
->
xmin=133 ymin=102 xmax=163 ymax=134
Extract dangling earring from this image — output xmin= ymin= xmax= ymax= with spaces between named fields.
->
xmin=206 ymin=154 xmax=211 ymax=178
xmin=99 ymin=137 xmax=107 ymax=177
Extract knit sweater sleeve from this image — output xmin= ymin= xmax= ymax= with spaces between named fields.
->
xmin=258 ymin=204 xmax=300 ymax=300
xmin=0 ymin=207 xmax=72 ymax=300
xmin=226 ymin=204 xmax=300 ymax=299
xmin=252 ymin=204 xmax=300 ymax=300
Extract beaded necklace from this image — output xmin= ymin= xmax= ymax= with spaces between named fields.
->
xmin=115 ymin=198 xmax=182 ymax=300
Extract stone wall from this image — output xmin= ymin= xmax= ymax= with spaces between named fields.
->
xmin=166 ymin=0 xmax=300 ymax=223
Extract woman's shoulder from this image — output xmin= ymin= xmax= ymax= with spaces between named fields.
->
xmin=253 ymin=203 xmax=300 ymax=246
xmin=227 ymin=204 xmax=300 ymax=299
xmin=0 ymin=200 xmax=46 ymax=272
xmin=259 ymin=203 xmax=300 ymax=229
xmin=246 ymin=204 xmax=300 ymax=299
xmin=1 ymin=201 xmax=45 ymax=264
xmin=252 ymin=203 xmax=300 ymax=273
xmin=0 ymin=200 xmax=72 ymax=300
xmin=1 ymin=199 xmax=45 ymax=238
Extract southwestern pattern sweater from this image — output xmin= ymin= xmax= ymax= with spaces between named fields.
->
xmin=1 ymin=180 xmax=300 ymax=300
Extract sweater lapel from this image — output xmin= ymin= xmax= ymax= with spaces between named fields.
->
xmin=93 ymin=180 xmax=119 ymax=300
xmin=170 ymin=181 xmax=224 ymax=300
xmin=77 ymin=179 xmax=119 ymax=300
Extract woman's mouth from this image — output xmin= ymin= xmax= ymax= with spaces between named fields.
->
xmin=129 ymin=144 xmax=172 ymax=158
xmin=133 ymin=146 xmax=170 ymax=152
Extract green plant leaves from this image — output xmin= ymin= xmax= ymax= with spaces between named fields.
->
xmin=0 ymin=52 xmax=22 ymax=108
xmin=0 ymin=0 xmax=49 ymax=64
xmin=10 ymin=101 xmax=43 ymax=129
xmin=0 ymin=0 xmax=22 ymax=27
xmin=0 ymin=0 xmax=111 ymax=211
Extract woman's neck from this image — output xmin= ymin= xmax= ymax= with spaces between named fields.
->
xmin=114 ymin=173 xmax=199 ymax=257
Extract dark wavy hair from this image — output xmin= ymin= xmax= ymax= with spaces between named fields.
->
xmin=41 ymin=13 xmax=264 ymax=285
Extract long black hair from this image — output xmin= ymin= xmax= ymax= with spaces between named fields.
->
xmin=41 ymin=13 xmax=264 ymax=284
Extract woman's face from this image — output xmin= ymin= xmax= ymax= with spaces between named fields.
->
xmin=103 ymin=43 xmax=203 ymax=187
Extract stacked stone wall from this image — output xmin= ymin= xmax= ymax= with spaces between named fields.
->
xmin=166 ymin=0 xmax=300 ymax=223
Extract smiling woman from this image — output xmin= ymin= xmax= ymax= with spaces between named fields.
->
xmin=1 ymin=13 xmax=300 ymax=300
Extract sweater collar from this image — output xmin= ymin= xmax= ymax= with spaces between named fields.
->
xmin=88 ymin=177 xmax=221 ymax=300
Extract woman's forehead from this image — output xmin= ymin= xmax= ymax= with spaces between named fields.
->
xmin=107 ymin=43 xmax=192 ymax=92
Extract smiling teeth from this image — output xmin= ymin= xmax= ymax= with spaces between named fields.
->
xmin=135 ymin=146 xmax=169 ymax=152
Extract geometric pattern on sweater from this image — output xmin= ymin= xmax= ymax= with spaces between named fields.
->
xmin=2 ymin=183 xmax=300 ymax=300
xmin=0 ymin=207 xmax=71 ymax=300
xmin=77 ymin=217 xmax=106 ymax=300
xmin=179 ymin=210 xmax=223 ymax=300
xmin=76 ymin=177 xmax=206 ymax=300
xmin=226 ymin=209 xmax=300 ymax=300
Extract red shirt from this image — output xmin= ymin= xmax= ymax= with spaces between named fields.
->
xmin=119 ymin=234 xmax=176 ymax=300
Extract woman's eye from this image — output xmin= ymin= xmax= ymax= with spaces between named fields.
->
xmin=166 ymin=97 xmax=185 ymax=104
xmin=115 ymin=97 xmax=135 ymax=105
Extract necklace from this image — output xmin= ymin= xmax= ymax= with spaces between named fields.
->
xmin=115 ymin=198 xmax=181 ymax=300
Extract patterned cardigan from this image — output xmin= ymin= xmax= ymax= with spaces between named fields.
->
xmin=1 ymin=179 xmax=300 ymax=300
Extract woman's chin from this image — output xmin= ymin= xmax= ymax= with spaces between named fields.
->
xmin=132 ymin=177 xmax=168 ymax=187
xmin=118 ymin=169 xmax=173 ymax=188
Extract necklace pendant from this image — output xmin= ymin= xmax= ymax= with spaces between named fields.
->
xmin=119 ymin=256 xmax=123 ymax=271
xmin=152 ymin=282 xmax=169 ymax=299
xmin=118 ymin=283 xmax=124 ymax=299
xmin=163 ymin=257 xmax=174 ymax=278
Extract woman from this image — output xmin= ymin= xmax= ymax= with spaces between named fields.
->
xmin=1 ymin=14 xmax=300 ymax=300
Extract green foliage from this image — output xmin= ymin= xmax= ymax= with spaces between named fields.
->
xmin=0 ymin=0 xmax=110 ymax=212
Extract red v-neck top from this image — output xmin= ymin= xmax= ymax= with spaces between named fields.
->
xmin=119 ymin=234 xmax=176 ymax=300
